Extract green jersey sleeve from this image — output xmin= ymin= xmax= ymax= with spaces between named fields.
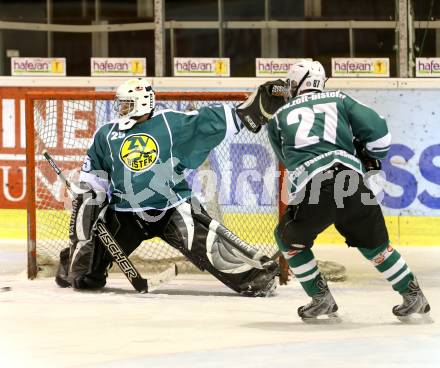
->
xmin=343 ymin=93 xmax=391 ymax=159
xmin=163 ymin=104 xmax=241 ymax=169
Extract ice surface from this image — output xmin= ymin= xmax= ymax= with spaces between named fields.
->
xmin=0 ymin=245 xmax=439 ymax=368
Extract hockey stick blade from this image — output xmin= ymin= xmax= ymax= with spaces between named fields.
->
xmin=42 ymin=150 xmax=150 ymax=293
xmin=148 ymin=264 xmax=178 ymax=292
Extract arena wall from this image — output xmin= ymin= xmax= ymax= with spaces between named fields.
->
xmin=0 ymin=78 xmax=438 ymax=246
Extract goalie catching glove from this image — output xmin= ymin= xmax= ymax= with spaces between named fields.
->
xmin=236 ymin=79 xmax=288 ymax=133
xmin=353 ymin=138 xmax=382 ymax=171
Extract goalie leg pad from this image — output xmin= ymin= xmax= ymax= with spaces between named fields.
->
xmin=69 ymin=237 xmax=113 ymax=290
xmin=55 ymin=247 xmax=71 ymax=288
xmin=56 ymin=183 xmax=111 ymax=290
xmin=161 ymin=200 xmax=277 ymax=296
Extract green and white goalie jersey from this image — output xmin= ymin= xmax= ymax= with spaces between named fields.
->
xmin=80 ymin=104 xmax=241 ymax=211
xmin=267 ymin=90 xmax=391 ymax=194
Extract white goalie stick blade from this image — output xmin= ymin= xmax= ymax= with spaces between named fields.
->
xmin=146 ymin=264 xmax=179 ymax=292
xmin=301 ymin=312 xmax=342 ymax=325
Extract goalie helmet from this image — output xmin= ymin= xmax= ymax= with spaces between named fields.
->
xmin=114 ymin=78 xmax=155 ymax=130
xmin=286 ymin=60 xmax=326 ymax=98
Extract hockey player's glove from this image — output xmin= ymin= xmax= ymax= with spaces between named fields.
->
xmin=236 ymin=79 xmax=288 ymax=133
xmin=353 ymin=138 xmax=382 ymax=171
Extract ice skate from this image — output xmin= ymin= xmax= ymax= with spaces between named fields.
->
xmin=245 ymin=277 xmax=277 ymax=297
xmin=298 ymin=277 xmax=340 ymax=324
xmin=393 ymin=279 xmax=432 ymax=324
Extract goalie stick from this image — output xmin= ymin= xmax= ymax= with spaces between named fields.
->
xmin=43 ymin=150 xmax=153 ymax=293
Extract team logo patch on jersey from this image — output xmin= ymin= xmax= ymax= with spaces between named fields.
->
xmin=119 ymin=133 xmax=159 ymax=172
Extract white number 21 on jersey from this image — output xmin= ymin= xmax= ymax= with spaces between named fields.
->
xmin=286 ymin=102 xmax=338 ymax=148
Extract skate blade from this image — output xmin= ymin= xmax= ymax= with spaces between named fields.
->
xmin=397 ymin=313 xmax=434 ymax=325
xmin=301 ymin=312 xmax=342 ymax=325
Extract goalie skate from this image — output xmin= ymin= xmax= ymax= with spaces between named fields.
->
xmin=239 ymin=263 xmax=279 ymax=297
xmin=241 ymin=277 xmax=277 ymax=297
xmin=298 ymin=277 xmax=341 ymax=324
xmin=393 ymin=279 xmax=432 ymax=324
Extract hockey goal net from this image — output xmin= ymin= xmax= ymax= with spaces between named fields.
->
xmin=25 ymin=91 xmax=284 ymax=279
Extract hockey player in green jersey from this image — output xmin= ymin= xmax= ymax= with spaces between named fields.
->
xmin=253 ymin=60 xmax=430 ymax=322
xmin=55 ymin=77 xmax=280 ymax=296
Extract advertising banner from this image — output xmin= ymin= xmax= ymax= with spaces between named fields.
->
xmin=347 ymin=89 xmax=440 ymax=217
xmin=90 ymin=58 xmax=146 ymax=77
xmin=11 ymin=58 xmax=66 ymax=76
xmin=415 ymin=58 xmax=440 ymax=77
xmin=332 ymin=58 xmax=389 ymax=77
xmin=173 ymin=58 xmax=230 ymax=77
xmin=255 ymin=58 xmax=311 ymax=77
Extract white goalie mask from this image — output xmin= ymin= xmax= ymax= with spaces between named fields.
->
xmin=286 ymin=60 xmax=326 ymax=98
xmin=114 ymin=78 xmax=156 ymax=130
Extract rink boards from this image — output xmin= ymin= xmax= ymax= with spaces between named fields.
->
xmin=2 ymin=209 xmax=439 ymax=246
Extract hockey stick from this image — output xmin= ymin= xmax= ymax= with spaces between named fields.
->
xmin=42 ymin=150 xmax=151 ymax=293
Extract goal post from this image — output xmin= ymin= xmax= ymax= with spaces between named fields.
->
xmin=25 ymin=90 xmax=287 ymax=281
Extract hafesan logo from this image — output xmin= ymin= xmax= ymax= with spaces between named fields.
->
xmin=90 ymin=58 xmax=146 ymax=76
xmin=11 ymin=57 xmax=66 ymax=76
xmin=119 ymin=134 xmax=159 ymax=172
xmin=173 ymin=58 xmax=230 ymax=76
xmin=332 ymin=58 xmax=389 ymax=77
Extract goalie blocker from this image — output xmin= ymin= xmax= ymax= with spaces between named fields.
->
xmin=56 ymin=193 xmax=278 ymax=297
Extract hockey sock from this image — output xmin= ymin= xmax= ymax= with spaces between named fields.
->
xmin=275 ymin=227 xmax=322 ymax=296
xmin=284 ymin=249 xmax=322 ymax=297
xmin=358 ymin=243 xmax=414 ymax=294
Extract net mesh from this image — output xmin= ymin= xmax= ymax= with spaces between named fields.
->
xmin=30 ymin=94 xmax=280 ymax=276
